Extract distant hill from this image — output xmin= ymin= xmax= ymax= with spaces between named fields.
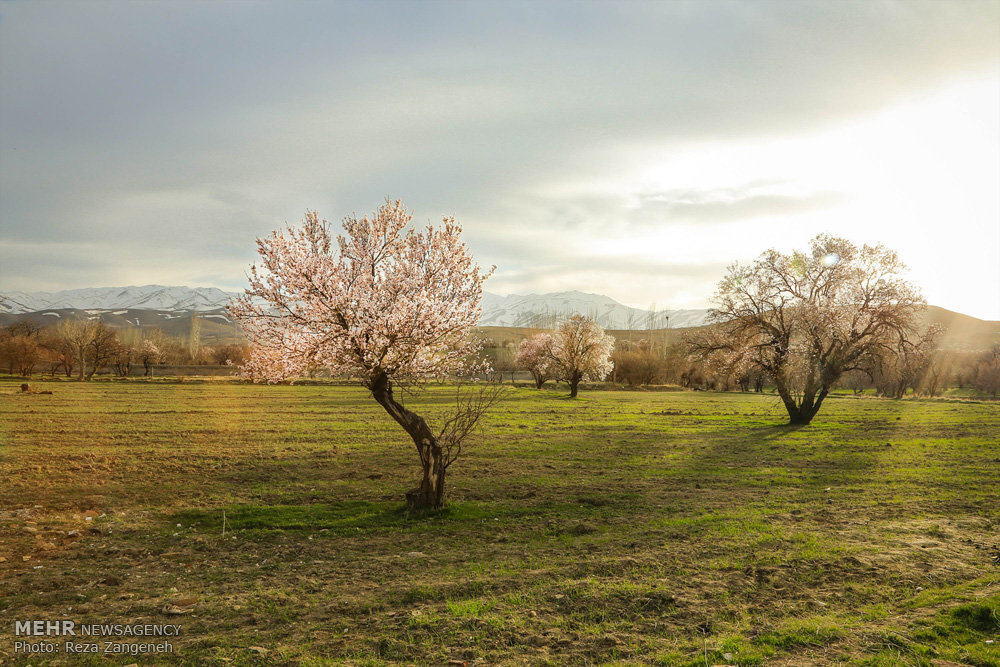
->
xmin=1 ymin=286 xmax=997 ymax=351
xmin=480 ymin=290 xmax=710 ymax=329
xmin=922 ymin=305 xmax=1000 ymax=352
xmin=0 ymin=285 xmax=238 ymax=313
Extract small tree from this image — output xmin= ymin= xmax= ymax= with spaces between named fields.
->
xmin=543 ymin=315 xmax=614 ymax=397
xmin=973 ymin=345 xmax=1000 ymax=397
xmin=694 ymin=235 xmax=930 ymax=425
xmin=56 ymin=319 xmax=98 ymax=380
xmin=515 ymin=333 xmax=554 ymax=388
xmin=139 ymin=339 xmax=161 ymax=376
xmin=111 ymin=341 xmax=135 ymax=377
xmin=229 ymin=200 xmax=498 ymax=509
xmin=85 ymin=323 xmax=119 ymax=380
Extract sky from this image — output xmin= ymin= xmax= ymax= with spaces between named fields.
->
xmin=1 ymin=1 xmax=999 ymax=319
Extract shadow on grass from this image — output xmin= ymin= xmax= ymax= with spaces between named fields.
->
xmin=171 ymin=499 xmax=584 ymax=535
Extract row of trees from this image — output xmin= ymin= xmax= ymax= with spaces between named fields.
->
xmin=0 ymin=320 xmax=248 ymax=379
xmin=493 ymin=325 xmax=1000 ymax=401
xmin=497 ymin=236 xmax=1000 ymax=415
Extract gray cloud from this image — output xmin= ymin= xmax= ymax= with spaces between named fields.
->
xmin=633 ymin=188 xmax=847 ymax=224
xmin=1 ymin=0 xmax=998 ymax=311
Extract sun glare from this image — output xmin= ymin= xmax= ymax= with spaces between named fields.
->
xmin=582 ymin=73 xmax=1000 ymax=318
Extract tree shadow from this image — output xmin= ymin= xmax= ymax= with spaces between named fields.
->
xmin=169 ymin=499 xmax=543 ymax=535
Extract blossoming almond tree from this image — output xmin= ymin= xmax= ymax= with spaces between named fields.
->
xmin=229 ymin=200 xmax=495 ymax=509
xmin=691 ymin=234 xmax=930 ymax=425
xmin=544 ymin=315 xmax=615 ymax=397
xmin=515 ymin=333 xmax=554 ymax=388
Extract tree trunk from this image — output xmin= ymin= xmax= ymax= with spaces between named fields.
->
xmin=368 ymin=372 xmax=446 ymax=509
xmin=532 ymin=372 xmax=545 ymax=389
xmin=569 ymin=373 xmax=581 ymax=398
xmin=774 ymin=380 xmax=830 ymax=425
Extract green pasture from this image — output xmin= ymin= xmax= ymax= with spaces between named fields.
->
xmin=0 ymin=379 xmax=997 ymax=665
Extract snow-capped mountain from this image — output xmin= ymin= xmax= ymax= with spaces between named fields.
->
xmin=0 ymin=285 xmax=240 ymax=314
xmin=0 ymin=285 xmax=711 ymax=329
xmin=480 ymin=291 xmax=709 ymax=329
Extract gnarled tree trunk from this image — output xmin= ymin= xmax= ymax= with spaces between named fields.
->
xmin=369 ymin=372 xmax=446 ymax=509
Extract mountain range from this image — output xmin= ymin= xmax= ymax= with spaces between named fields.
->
xmin=0 ymin=285 xmax=712 ymax=329
xmin=2 ymin=285 xmax=998 ymax=351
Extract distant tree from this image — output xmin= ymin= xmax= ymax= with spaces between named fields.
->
xmin=973 ymin=345 xmax=1000 ymax=398
xmin=188 ymin=314 xmax=202 ymax=360
xmin=486 ymin=342 xmax=519 ymax=384
xmin=56 ymin=319 xmax=98 ymax=380
xmin=229 ymin=200 xmax=500 ymax=509
xmin=918 ymin=354 xmax=946 ymax=397
xmin=841 ymin=369 xmax=870 ymax=395
xmin=543 ymin=315 xmax=614 ymax=397
xmin=38 ymin=326 xmax=73 ymax=377
xmin=85 ymin=323 xmax=119 ymax=380
xmin=0 ymin=320 xmax=43 ymax=377
xmin=867 ymin=329 xmax=939 ymax=399
xmin=516 ymin=333 xmax=554 ymax=388
xmin=139 ymin=339 xmax=161 ymax=377
xmin=692 ymin=235 xmax=931 ymax=425
xmin=211 ymin=343 xmax=247 ymax=366
xmin=11 ymin=333 xmax=40 ymax=377
xmin=111 ymin=341 xmax=134 ymax=377
xmin=612 ymin=339 xmax=666 ymax=386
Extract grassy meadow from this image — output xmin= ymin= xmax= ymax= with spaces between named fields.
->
xmin=0 ymin=378 xmax=998 ymax=666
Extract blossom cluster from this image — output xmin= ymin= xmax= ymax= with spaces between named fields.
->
xmin=229 ymin=200 xmax=494 ymax=384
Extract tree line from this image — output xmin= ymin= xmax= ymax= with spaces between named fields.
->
xmin=0 ymin=319 xmax=248 ymax=379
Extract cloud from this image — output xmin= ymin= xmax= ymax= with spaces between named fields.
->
xmin=631 ymin=187 xmax=846 ymax=224
xmin=0 ymin=1 xmax=998 ymax=316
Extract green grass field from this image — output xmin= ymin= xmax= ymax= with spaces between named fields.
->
xmin=1 ymin=378 xmax=998 ymax=666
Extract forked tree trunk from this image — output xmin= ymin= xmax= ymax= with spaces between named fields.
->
xmin=369 ymin=372 xmax=446 ymax=509
xmin=774 ymin=379 xmax=830 ymax=425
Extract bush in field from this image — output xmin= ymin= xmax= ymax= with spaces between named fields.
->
xmin=230 ymin=200 xmax=502 ymax=509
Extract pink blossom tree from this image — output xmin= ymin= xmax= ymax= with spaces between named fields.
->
xmin=229 ymin=200 xmax=495 ymax=509
xmin=515 ymin=333 xmax=554 ymax=388
xmin=544 ymin=315 xmax=615 ymax=397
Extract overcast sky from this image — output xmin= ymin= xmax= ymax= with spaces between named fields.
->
xmin=2 ymin=1 xmax=998 ymax=319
